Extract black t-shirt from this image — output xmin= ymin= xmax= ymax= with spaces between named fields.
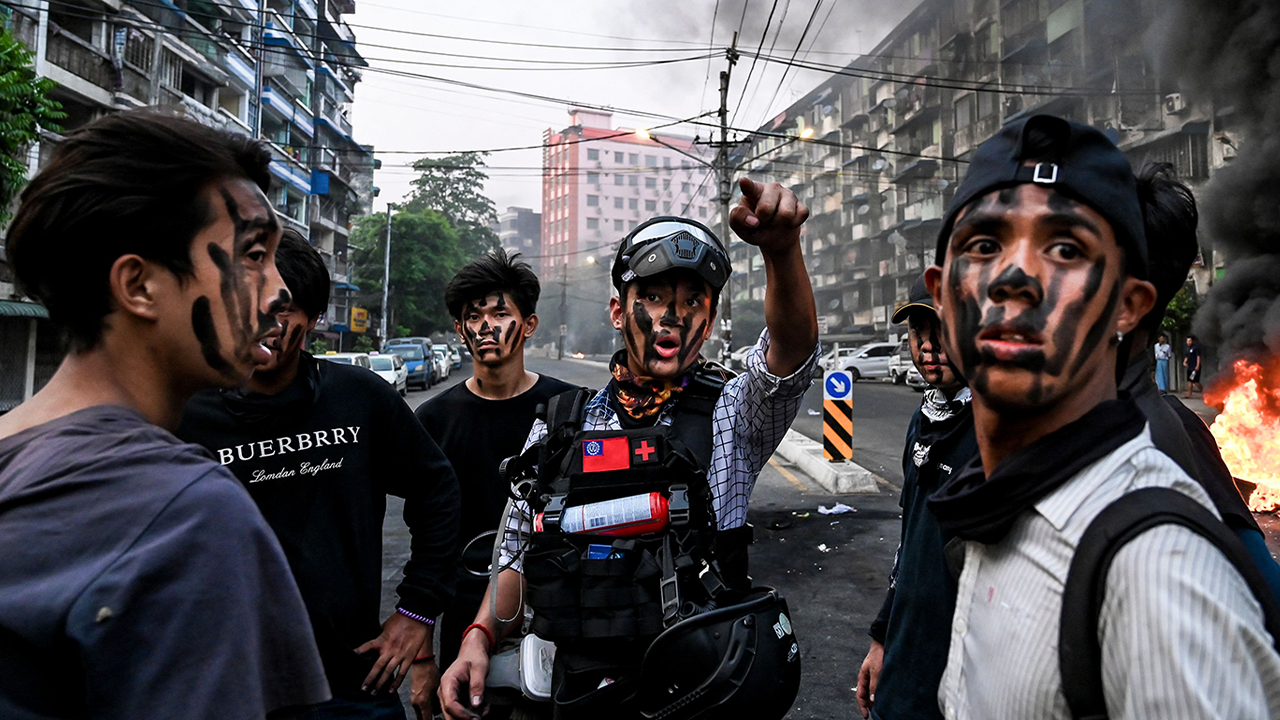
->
xmin=178 ymin=353 xmax=461 ymax=694
xmin=416 ymin=374 xmax=578 ymax=548
xmin=0 ymin=406 xmax=329 ymax=719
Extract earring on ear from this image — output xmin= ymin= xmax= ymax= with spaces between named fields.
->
xmin=1116 ymin=330 xmax=1125 ymax=343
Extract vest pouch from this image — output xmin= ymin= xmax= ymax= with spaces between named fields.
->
xmin=524 ymin=538 xmax=583 ymax=641
xmin=528 ymin=533 xmax=666 ymax=642
xmin=579 ymin=541 xmax=664 ymax=640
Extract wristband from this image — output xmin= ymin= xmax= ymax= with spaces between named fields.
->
xmin=412 ymin=654 xmax=435 ymax=664
xmin=463 ymin=622 xmax=495 ymax=653
xmin=397 ymin=607 xmax=436 ymax=626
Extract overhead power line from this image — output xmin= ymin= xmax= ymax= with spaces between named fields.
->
xmin=730 ymin=0 xmax=779 ymax=127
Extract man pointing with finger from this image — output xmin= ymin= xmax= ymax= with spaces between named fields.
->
xmin=437 ymin=178 xmax=820 ymax=720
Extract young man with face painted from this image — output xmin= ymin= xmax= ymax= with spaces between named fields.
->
xmin=179 ymin=231 xmax=461 ymax=719
xmin=0 ymin=110 xmax=329 ymax=718
xmin=413 ymin=250 xmax=575 ymax=704
xmin=857 ymin=274 xmax=977 ymax=720
xmin=923 ymin=115 xmax=1280 ymax=719
xmin=438 ymin=180 xmax=820 ymax=720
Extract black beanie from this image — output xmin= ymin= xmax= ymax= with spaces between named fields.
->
xmin=934 ymin=115 xmax=1148 ymax=279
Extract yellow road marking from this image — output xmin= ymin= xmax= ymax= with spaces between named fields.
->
xmin=769 ymin=457 xmax=809 ymax=491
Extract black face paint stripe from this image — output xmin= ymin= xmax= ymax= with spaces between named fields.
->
xmin=192 ymin=296 xmax=237 ymax=378
xmin=1067 ymin=268 xmax=1121 ymax=377
xmin=678 ymin=318 xmax=708 ymax=367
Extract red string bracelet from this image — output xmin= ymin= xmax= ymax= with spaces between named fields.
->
xmin=412 ymin=654 xmax=435 ymax=664
xmin=463 ymin=622 xmax=495 ymax=653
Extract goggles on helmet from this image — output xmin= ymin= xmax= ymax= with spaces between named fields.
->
xmin=611 ymin=216 xmax=732 ymax=293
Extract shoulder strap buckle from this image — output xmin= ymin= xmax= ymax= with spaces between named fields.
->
xmin=541 ymin=493 xmax=567 ymax=531
xmin=668 ymin=484 xmax=690 ymax=527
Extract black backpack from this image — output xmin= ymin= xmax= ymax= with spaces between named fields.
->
xmin=1058 ymin=487 xmax=1280 ymax=720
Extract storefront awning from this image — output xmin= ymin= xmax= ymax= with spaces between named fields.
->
xmin=0 ymin=300 xmax=49 ymax=319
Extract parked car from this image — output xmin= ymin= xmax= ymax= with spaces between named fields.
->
xmin=318 ymin=352 xmax=371 ymax=369
xmin=386 ymin=342 xmax=432 ymax=390
xmin=369 ymin=353 xmax=408 ymax=396
xmin=388 ymin=336 xmax=431 ymax=348
xmin=449 ymin=345 xmax=463 ymax=369
xmin=431 ymin=345 xmax=451 ymax=383
xmin=819 ymin=347 xmax=861 ymax=373
xmin=905 ymin=364 xmax=927 ymax=390
xmin=888 ymin=340 xmax=913 ymax=385
xmin=838 ymin=342 xmax=898 ymax=381
xmin=727 ymin=346 xmax=753 ymax=372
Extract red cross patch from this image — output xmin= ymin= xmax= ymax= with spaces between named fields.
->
xmin=631 ymin=438 xmax=659 ymax=465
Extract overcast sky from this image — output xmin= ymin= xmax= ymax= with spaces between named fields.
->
xmin=347 ymin=1 xmax=914 ymax=215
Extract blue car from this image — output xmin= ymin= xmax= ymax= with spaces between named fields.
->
xmin=387 ymin=342 xmax=431 ymax=390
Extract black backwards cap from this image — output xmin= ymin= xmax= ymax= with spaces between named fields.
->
xmin=935 ymin=115 xmax=1148 ymax=279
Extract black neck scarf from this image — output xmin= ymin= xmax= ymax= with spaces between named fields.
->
xmin=927 ymin=398 xmax=1146 ymax=544
xmin=221 ymin=352 xmax=324 ymax=431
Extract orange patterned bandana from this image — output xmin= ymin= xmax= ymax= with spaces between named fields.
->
xmin=608 ymin=350 xmax=694 ymax=420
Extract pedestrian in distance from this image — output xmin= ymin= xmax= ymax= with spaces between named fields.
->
xmin=857 ymin=273 xmax=978 ymax=720
xmin=438 ymin=180 xmax=820 ymax=720
xmin=1184 ymin=334 xmax=1204 ymax=397
xmin=178 ymin=230 xmax=461 ymax=719
xmin=1154 ymin=333 xmax=1172 ymax=392
xmin=0 ymin=109 xmax=330 ymax=719
xmin=413 ymin=248 xmax=577 ymax=717
xmin=924 ymin=114 xmax=1280 ymax=719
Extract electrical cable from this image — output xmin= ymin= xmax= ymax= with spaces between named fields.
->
xmin=697 ymin=0 xmax=720 ymax=113
xmin=757 ymin=0 xmax=838 ymax=127
xmin=729 ymin=0 xmax=779 ymax=128
xmin=736 ymin=0 xmax=790 ymax=123
xmin=757 ymin=0 xmax=824 ymax=122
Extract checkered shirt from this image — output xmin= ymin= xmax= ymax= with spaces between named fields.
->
xmin=498 ymin=329 xmax=819 ymax=572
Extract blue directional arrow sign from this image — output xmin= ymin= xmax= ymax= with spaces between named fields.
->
xmin=824 ymin=371 xmax=852 ymax=400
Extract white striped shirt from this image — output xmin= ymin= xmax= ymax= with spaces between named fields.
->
xmin=498 ymin=330 xmax=818 ymax=572
xmin=939 ymin=427 xmax=1280 ymax=720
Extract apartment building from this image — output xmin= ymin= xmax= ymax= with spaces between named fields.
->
xmin=540 ymin=107 xmax=716 ymax=280
xmin=0 ymin=0 xmax=374 ymax=408
xmin=496 ymin=206 xmax=541 ymax=260
xmin=733 ymin=0 xmax=1224 ymax=344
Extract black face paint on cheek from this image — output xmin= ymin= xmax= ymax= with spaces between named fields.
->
xmin=259 ymin=291 xmax=287 ymax=334
xmin=629 ymin=299 xmax=660 ymax=367
xmin=1038 ymin=256 xmax=1108 ymax=377
xmin=677 ymin=318 xmax=708 ymax=368
xmin=505 ymin=320 xmax=523 ymax=353
xmin=1067 ymin=266 xmax=1121 ymax=377
xmin=192 ymin=297 xmax=236 ymax=377
xmin=948 ymin=257 xmax=985 ymax=376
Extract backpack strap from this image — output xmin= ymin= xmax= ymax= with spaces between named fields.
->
xmin=669 ymin=363 xmax=732 ymax=472
xmin=1059 ymin=487 xmax=1280 ymax=720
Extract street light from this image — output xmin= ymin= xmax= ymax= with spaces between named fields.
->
xmin=800 ymin=127 xmax=815 ymax=139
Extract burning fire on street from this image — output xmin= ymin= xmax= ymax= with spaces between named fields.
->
xmin=1208 ymin=359 xmax=1280 ymax=512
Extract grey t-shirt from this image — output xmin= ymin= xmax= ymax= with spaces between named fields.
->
xmin=0 ymin=405 xmax=330 ymax=719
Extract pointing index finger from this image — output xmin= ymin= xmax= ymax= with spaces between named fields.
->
xmin=738 ymin=177 xmax=763 ymax=204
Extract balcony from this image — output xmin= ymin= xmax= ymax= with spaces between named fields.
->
xmin=46 ymin=29 xmax=115 ymax=95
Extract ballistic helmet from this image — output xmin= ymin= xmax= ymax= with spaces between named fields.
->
xmin=611 ymin=216 xmax=732 ymax=294
xmin=634 ymin=588 xmax=801 ymax=720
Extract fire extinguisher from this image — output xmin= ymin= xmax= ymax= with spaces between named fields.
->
xmin=534 ymin=492 xmax=670 ymax=537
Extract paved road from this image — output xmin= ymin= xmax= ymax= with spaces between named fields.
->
xmin=380 ymin=354 xmax=913 ymax=719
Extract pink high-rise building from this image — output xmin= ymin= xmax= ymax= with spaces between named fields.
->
xmin=540 ymin=108 xmax=715 ymax=280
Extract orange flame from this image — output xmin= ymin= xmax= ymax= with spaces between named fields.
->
xmin=1208 ymin=360 xmax=1280 ymax=512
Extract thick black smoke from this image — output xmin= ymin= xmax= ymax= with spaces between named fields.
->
xmin=1150 ymin=0 xmax=1280 ymax=377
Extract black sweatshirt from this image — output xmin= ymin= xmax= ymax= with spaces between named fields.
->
xmin=178 ymin=353 xmax=460 ymax=694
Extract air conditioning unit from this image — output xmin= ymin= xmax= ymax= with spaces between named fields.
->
xmin=1164 ymin=93 xmax=1188 ymax=115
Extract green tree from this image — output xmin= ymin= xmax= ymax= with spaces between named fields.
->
xmin=352 ymin=335 xmax=374 ymax=353
xmin=350 ymin=208 xmax=466 ymax=336
xmin=0 ymin=26 xmax=63 ymax=225
xmin=308 ymin=339 xmax=329 ymax=355
xmin=1161 ymin=281 xmax=1200 ymax=337
xmin=401 ymin=151 xmax=499 ymax=257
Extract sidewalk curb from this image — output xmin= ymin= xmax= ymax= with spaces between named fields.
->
xmin=774 ymin=429 xmax=880 ymax=494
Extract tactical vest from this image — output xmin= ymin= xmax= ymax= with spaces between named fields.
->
xmin=508 ymin=366 xmax=742 ymax=649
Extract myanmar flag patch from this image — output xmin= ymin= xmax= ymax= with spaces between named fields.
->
xmin=582 ymin=437 xmax=630 ymax=473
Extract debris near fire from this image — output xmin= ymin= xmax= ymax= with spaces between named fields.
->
xmin=1208 ymin=360 xmax=1280 ymax=511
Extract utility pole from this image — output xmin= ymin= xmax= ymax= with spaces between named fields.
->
xmin=252 ymin=0 xmax=266 ymax=136
xmin=715 ymin=36 xmax=739 ymax=363
xmin=558 ymin=260 xmax=567 ymax=361
xmin=380 ymin=204 xmax=392 ymax=350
